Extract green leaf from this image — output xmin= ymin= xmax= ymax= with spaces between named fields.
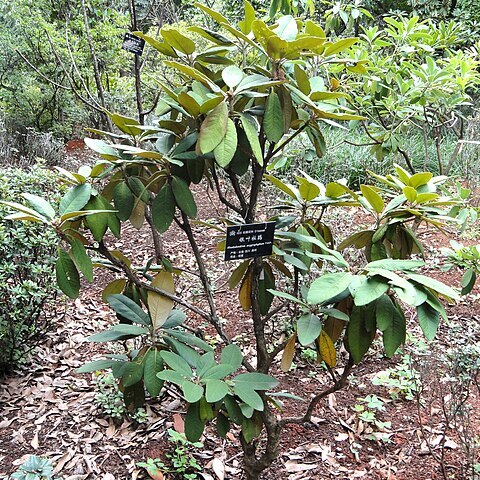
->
xmin=323 ymin=38 xmax=358 ymax=56
xmin=201 ymin=363 xmax=235 ymax=379
xmin=70 ymin=238 xmax=93 ymax=282
xmin=198 ymin=101 xmax=229 ymax=154
xmin=166 ymin=329 xmax=213 ymax=352
xmin=461 ymin=269 xmax=476 ymax=295
xmin=122 ymin=362 xmax=144 ymax=388
xmin=307 ymin=272 xmax=353 ymax=305
xmin=375 ymin=294 xmax=396 ymax=331
xmin=76 ymin=359 xmax=120 ymax=373
xmin=264 ymin=175 xmax=298 ymax=200
xmin=224 ymin=395 xmax=244 ymax=424
xmin=216 ymin=412 xmax=230 ymax=438
xmin=206 ymin=379 xmax=229 ymax=402
xmin=156 ymin=369 xmax=188 ymax=386
xmin=151 ymin=183 xmax=176 ymax=233
xmin=417 ymin=302 xmax=440 ymax=341
xmin=346 ymin=306 xmax=375 ymax=363
xmin=220 ymin=344 xmax=243 ymax=370
xmin=242 ymin=412 xmax=263 ymax=443
xmin=263 ymin=91 xmax=283 ymax=143
xmin=56 ymin=249 xmax=80 ymax=299
xmin=294 ymin=65 xmax=311 ymax=95
xmin=162 ymin=27 xmax=196 ymax=55
xmin=405 ymin=273 xmax=459 ymax=300
xmin=409 ymin=172 xmax=433 ymax=188
xmin=182 ymin=381 xmax=204 ymax=403
xmin=365 ymin=259 xmax=424 ymax=271
xmin=349 ymin=275 xmax=389 ymax=306
xmin=222 ymin=65 xmax=244 ymax=88
xmin=22 ymin=193 xmax=55 ymax=220
xmin=87 ymin=324 xmax=149 ymax=342
xmin=161 ymin=351 xmax=193 ymax=377
xmin=233 ymin=372 xmax=278 ymax=390
xmin=403 ymin=186 xmax=417 ymax=203
xmin=214 ymin=118 xmax=237 ymax=167
xmin=144 ymin=349 xmax=164 ymax=397
xmin=172 ymin=176 xmax=197 ymax=218
xmin=298 ymin=178 xmax=321 ymax=202
xmin=240 ymin=114 xmax=263 ymax=165
xmin=297 ymin=313 xmax=322 ymax=346
xmin=382 ymin=302 xmax=406 ymax=357
xmin=233 ymin=384 xmax=264 ymax=411
xmin=107 ymin=294 xmax=151 ymax=326
xmin=360 ymin=185 xmax=384 ymax=214
xmin=185 ymin=401 xmax=205 ymax=442
xmin=113 ymin=182 xmax=134 ymax=221
xmin=108 ymin=112 xmax=142 ymax=136
xmin=59 ymin=184 xmax=92 ymax=215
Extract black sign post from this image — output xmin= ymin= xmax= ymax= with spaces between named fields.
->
xmin=122 ymin=33 xmax=145 ymax=56
xmin=225 ymin=222 xmax=275 ymax=261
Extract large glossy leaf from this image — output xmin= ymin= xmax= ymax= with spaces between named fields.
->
xmin=198 ymin=102 xmax=229 ymax=154
xmin=113 ymin=182 xmax=134 ymax=221
xmin=185 ymin=402 xmax=205 ymax=442
xmin=297 ymin=313 xmax=322 ymax=346
xmin=88 ymin=324 xmax=149 ymax=342
xmin=144 ymin=349 xmax=164 ymax=397
xmin=240 ymin=114 xmax=263 ymax=165
xmin=233 ymin=372 xmax=278 ymax=390
xmin=151 ymin=183 xmax=176 ymax=233
xmin=172 ymin=176 xmax=197 ymax=218
xmin=417 ymin=302 xmax=440 ymax=341
xmin=382 ymin=301 xmax=406 ymax=357
xmin=59 ymin=184 xmax=91 ymax=216
xmin=307 ymin=272 xmax=353 ymax=305
xmin=161 ymin=351 xmax=193 ymax=377
xmin=346 ymin=306 xmax=375 ymax=363
xmin=222 ymin=65 xmax=244 ymax=89
xmin=70 ymin=238 xmax=93 ymax=282
xmin=263 ymin=91 xmax=283 ymax=143
xmin=206 ymin=379 xmax=229 ymax=402
xmin=182 ymin=381 xmax=204 ymax=403
xmin=161 ymin=28 xmax=195 ymax=55
xmin=22 ymin=193 xmax=55 ymax=220
xmin=107 ymin=294 xmax=151 ymax=326
xmin=56 ymin=249 xmax=80 ymax=299
xmin=233 ymin=384 xmax=264 ymax=411
xmin=214 ymin=118 xmax=237 ymax=167
xmin=349 ymin=275 xmax=389 ymax=306
xmin=405 ymin=273 xmax=459 ymax=300
xmin=375 ymin=294 xmax=396 ymax=331
xmin=220 ymin=344 xmax=243 ymax=370
xmin=360 ymin=185 xmax=384 ymax=214
xmin=122 ymin=362 xmax=144 ymax=388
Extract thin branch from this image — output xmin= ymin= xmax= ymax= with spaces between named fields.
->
xmin=98 ymin=242 xmax=211 ymax=321
xmin=279 ymin=355 xmax=354 ymax=426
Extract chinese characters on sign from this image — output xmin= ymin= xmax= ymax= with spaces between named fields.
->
xmin=122 ymin=33 xmax=145 ymax=55
xmin=225 ymin=222 xmax=275 ymax=261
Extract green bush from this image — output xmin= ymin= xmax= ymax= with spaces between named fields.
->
xmin=0 ymin=165 xmax=60 ymax=373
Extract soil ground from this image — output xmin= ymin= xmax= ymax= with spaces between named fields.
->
xmin=1 ymin=146 xmax=479 ymax=480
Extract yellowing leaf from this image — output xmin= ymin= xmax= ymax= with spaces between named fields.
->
xmin=360 ymin=185 xmax=384 ymax=214
xmin=161 ymin=28 xmax=196 ymax=55
xmin=239 ymin=268 xmax=252 ymax=311
xmin=281 ymin=334 xmax=296 ymax=372
xmin=318 ymin=330 xmax=337 ymax=367
xmin=148 ymin=271 xmax=175 ymax=329
xmin=102 ymin=279 xmax=127 ymax=302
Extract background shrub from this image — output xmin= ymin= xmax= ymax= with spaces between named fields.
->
xmin=0 ymin=165 xmax=61 ymax=373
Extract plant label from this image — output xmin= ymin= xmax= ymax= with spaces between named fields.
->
xmin=122 ymin=33 xmax=145 ymax=55
xmin=225 ymin=222 xmax=275 ymax=261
